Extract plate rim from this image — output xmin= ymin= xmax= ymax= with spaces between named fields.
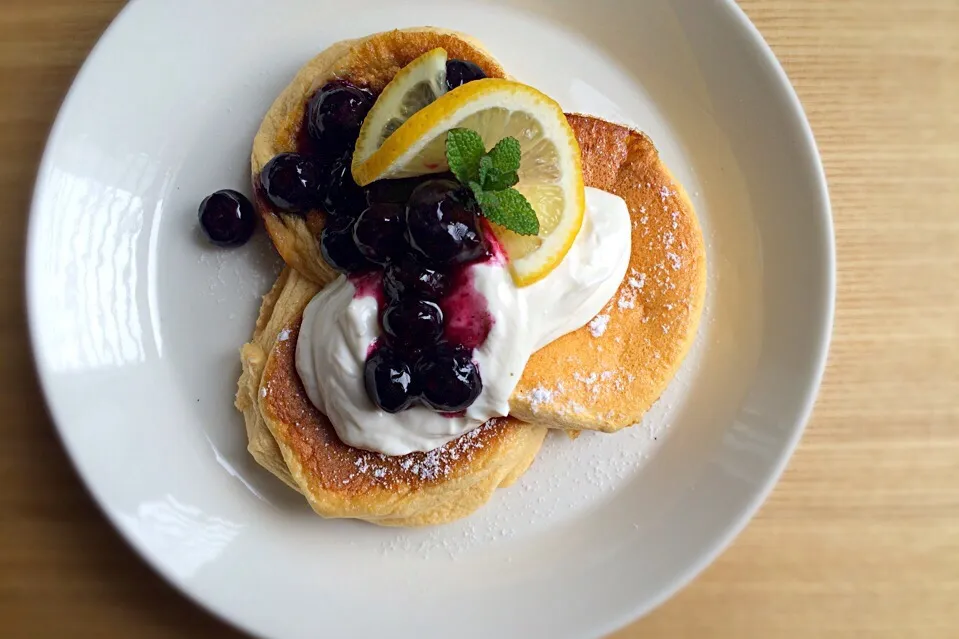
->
xmin=24 ymin=0 xmax=836 ymax=636
xmin=590 ymin=2 xmax=836 ymax=634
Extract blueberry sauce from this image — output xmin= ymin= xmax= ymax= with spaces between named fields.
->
xmin=439 ymin=267 xmax=494 ymax=350
xmin=344 ymin=238 xmax=493 ymax=414
xmin=350 ymin=271 xmax=386 ymax=303
xmin=263 ymin=69 xmax=497 ymax=415
xmin=311 ymin=172 xmax=495 ymax=414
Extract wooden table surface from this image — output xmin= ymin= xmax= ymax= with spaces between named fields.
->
xmin=2 ymin=1 xmax=957 ymax=637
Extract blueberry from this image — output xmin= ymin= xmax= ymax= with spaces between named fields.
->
xmin=383 ymin=256 xmax=449 ymax=301
xmin=323 ymin=152 xmax=369 ymax=217
xmin=414 ymin=345 xmax=482 ymax=412
xmin=382 ymin=298 xmax=444 ymax=348
xmin=320 ymin=219 xmax=370 ymax=273
xmin=446 ymin=59 xmax=487 ymax=90
xmin=259 ymin=153 xmax=324 ymax=214
xmin=406 ymin=179 xmax=488 ymax=265
xmin=366 ymin=176 xmax=433 ymax=206
xmin=307 ymin=81 xmax=374 ymax=150
xmin=364 ymin=346 xmax=417 ymax=413
xmin=197 ymin=190 xmax=256 ymax=247
xmin=352 ymin=203 xmax=406 ymax=265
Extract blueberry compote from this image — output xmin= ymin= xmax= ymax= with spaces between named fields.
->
xmin=259 ymin=80 xmax=374 ymax=222
xmin=356 ymin=176 xmax=491 ymax=414
xmin=262 ymin=76 xmax=495 ymax=415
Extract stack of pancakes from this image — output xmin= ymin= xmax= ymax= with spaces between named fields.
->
xmin=235 ymin=28 xmax=706 ymax=526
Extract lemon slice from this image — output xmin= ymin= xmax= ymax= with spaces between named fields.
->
xmin=353 ymin=48 xmax=448 ymax=167
xmin=352 ymin=78 xmax=585 ymax=287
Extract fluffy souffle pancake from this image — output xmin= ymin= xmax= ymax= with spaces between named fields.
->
xmin=251 ymin=27 xmax=507 ymax=285
xmin=250 ymin=29 xmax=707 ymax=435
xmin=509 ymin=115 xmax=706 ymax=431
xmin=236 ymin=268 xmax=547 ymax=527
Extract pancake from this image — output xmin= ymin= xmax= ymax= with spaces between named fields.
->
xmin=236 ymin=268 xmax=547 ymax=526
xmin=251 ymin=27 xmax=508 ymax=284
xmin=509 ymin=115 xmax=706 ymax=431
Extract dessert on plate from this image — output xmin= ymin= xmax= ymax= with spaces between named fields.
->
xmin=220 ymin=27 xmax=705 ymax=526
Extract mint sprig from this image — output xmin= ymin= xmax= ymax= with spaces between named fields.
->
xmin=445 ymin=129 xmax=539 ymax=236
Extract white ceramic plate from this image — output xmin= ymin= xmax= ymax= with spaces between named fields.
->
xmin=26 ymin=1 xmax=833 ymax=637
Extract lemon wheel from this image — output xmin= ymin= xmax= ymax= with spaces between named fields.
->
xmin=353 ymin=48 xmax=449 ymax=167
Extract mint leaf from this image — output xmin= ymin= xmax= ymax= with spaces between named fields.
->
xmin=482 ymin=167 xmax=519 ymax=191
xmin=468 ymin=180 xmax=484 ymax=201
xmin=478 ymin=155 xmax=493 ymax=186
xmin=487 ymin=137 xmax=521 ymax=175
xmin=473 ymin=187 xmax=540 ymax=236
xmin=481 ymin=137 xmax=521 ymax=191
xmin=446 ymin=129 xmax=485 ymax=185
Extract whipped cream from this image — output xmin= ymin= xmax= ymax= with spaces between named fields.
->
xmin=296 ymin=187 xmax=632 ymax=455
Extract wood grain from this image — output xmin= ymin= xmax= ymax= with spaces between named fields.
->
xmin=1 ymin=1 xmax=957 ymax=637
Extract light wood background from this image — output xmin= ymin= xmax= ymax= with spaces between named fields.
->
xmin=1 ymin=1 xmax=957 ymax=637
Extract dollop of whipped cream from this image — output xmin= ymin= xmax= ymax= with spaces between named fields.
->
xmin=296 ymin=187 xmax=632 ymax=455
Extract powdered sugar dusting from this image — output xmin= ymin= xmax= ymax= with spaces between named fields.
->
xmin=528 ymin=387 xmax=554 ymax=413
xmin=617 ymin=287 xmax=637 ymax=310
xmin=346 ymin=420 xmax=498 ymax=483
xmin=588 ymin=314 xmax=610 ymax=338
xmin=569 ymin=366 xmax=636 ymax=400
xmin=666 ymin=252 xmax=682 ymax=271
